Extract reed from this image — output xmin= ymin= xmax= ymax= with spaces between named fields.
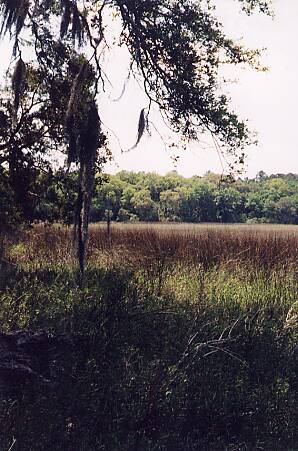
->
xmin=1 ymin=223 xmax=298 ymax=450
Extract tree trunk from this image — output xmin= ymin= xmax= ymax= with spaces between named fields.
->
xmin=75 ymin=154 xmax=96 ymax=277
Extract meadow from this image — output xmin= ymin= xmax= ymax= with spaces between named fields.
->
xmin=1 ymin=223 xmax=298 ymax=450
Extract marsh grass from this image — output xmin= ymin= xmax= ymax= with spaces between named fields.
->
xmin=10 ymin=222 xmax=298 ymax=271
xmin=1 ymin=223 xmax=298 ymax=449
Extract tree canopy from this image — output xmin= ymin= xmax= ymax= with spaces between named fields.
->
xmin=0 ymin=0 xmax=272 ymax=271
xmin=14 ymin=169 xmax=298 ymax=226
xmin=88 ymin=170 xmax=298 ymax=225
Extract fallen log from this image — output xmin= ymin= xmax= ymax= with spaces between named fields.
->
xmin=0 ymin=329 xmax=67 ymax=396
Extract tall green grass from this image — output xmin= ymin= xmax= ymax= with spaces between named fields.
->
xmin=1 ymin=223 xmax=298 ymax=450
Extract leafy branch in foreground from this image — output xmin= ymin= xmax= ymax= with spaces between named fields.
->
xmin=0 ymin=0 xmax=272 ymax=274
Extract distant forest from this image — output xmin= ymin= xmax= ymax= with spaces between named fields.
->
xmin=4 ymin=169 xmax=298 ymax=227
xmin=89 ymin=170 xmax=298 ymax=224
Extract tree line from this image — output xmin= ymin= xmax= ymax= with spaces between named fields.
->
xmin=3 ymin=168 xmax=298 ymax=228
xmin=91 ymin=170 xmax=298 ymax=224
xmin=0 ymin=0 xmax=272 ymax=272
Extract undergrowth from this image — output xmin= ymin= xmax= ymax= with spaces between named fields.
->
xmin=0 ymin=224 xmax=298 ymax=450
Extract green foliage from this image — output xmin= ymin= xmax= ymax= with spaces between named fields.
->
xmin=0 ymin=0 xmax=273 ymax=271
xmin=0 ymin=224 xmax=298 ymax=450
xmin=0 ymin=167 xmax=21 ymax=232
xmin=0 ymin=0 xmax=272 ymax=176
xmin=131 ymin=189 xmax=159 ymax=222
xmin=35 ymin=170 xmax=79 ymax=224
xmin=88 ymin=170 xmax=298 ymax=225
xmin=4 ymin=168 xmax=298 ymax=226
xmin=215 ymin=187 xmax=245 ymax=222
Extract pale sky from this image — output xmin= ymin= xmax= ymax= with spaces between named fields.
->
xmin=101 ymin=0 xmax=298 ymax=178
xmin=1 ymin=0 xmax=297 ymax=178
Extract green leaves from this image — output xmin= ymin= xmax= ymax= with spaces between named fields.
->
xmin=0 ymin=0 xmax=272 ymax=159
xmin=116 ymin=0 xmax=268 ymax=154
xmin=0 ymin=0 xmax=273 ymax=272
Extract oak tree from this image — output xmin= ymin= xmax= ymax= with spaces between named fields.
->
xmin=0 ymin=0 xmax=272 ymax=273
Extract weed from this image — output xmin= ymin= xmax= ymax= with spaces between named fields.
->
xmin=0 ymin=223 xmax=298 ymax=449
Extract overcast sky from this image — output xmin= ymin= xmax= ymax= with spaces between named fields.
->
xmin=1 ymin=1 xmax=297 ymax=178
xmin=101 ymin=0 xmax=298 ymax=178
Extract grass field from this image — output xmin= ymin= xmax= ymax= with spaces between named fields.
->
xmin=1 ymin=223 xmax=298 ymax=450
xmin=10 ymin=221 xmax=298 ymax=265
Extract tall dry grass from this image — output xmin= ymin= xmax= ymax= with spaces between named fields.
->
xmin=2 ymin=222 xmax=298 ymax=449
xmin=11 ymin=222 xmax=298 ymax=272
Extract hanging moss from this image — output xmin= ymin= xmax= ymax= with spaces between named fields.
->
xmin=74 ymin=101 xmax=100 ymax=276
xmin=60 ymin=0 xmax=84 ymax=44
xmin=0 ymin=0 xmax=29 ymax=38
xmin=65 ymin=61 xmax=89 ymax=165
xmin=11 ymin=57 xmax=26 ymax=117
